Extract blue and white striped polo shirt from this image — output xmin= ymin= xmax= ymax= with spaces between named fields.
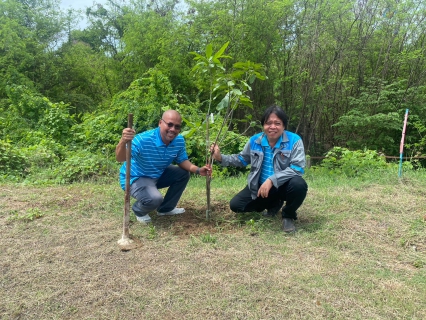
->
xmin=259 ymin=135 xmax=283 ymax=185
xmin=119 ymin=127 xmax=188 ymax=190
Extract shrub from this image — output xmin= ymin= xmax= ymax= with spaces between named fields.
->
xmin=20 ymin=144 xmax=61 ymax=169
xmin=20 ymin=131 xmax=67 ymax=161
xmin=0 ymin=140 xmax=28 ymax=178
xmin=53 ymin=150 xmax=117 ymax=183
xmin=38 ymin=101 xmax=76 ymax=144
xmin=315 ymin=147 xmax=388 ymax=177
xmin=72 ymin=113 xmax=121 ymax=154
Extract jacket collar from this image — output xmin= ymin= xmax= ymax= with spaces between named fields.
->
xmin=256 ymin=131 xmax=289 ymax=148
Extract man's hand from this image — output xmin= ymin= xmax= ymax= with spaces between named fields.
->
xmin=121 ymin=128 xmax=135 ymax=142
xmin=257 ymin=179 xmax=273 ymax=198
xmin=199 ymin=164 xmax=212 ymax=177
xmin=178 ymin=161 xmax=212 ymax=176
xmin=116 ymin=127 xmax=135 ymax=162
xmin=210 ymin=144 xmax=222 ymax=162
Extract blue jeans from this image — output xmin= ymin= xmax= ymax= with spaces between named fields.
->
xmin=130 ymin=165 xmax=190 ymax=216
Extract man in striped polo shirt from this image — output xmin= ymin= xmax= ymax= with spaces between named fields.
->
xmin=116 ymin=110 xmax=211 ymax=224
xmin=210 ymin=105 xmax=308 ymax=233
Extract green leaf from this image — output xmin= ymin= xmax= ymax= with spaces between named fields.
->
xmin=239 ymin=96 xmax=253 ymax=108
xmin=249 ymin=74 xmax=257 ymax=84
xmin=232 ymin=88 xmax=242 ymax=96
xmin=213 ymin=41 xmax=230 ymax=59
xmin=181 ymin=127 xmax=198 ymax=138
xmin=205 ymin=44 xmax=213 ymax=59
xmin=233 ymin=62 xmax=247 ymax=69
xmin=190 ymin=51 xmax=203 ymax=59
xmin=241 ymin=80 xmax=252 ymax=91
xmin=231 ymin=70 xmax=245 ymax=79
xmin=216 ymin=94 xmax=230 ymax=111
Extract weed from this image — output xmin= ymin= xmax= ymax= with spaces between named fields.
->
xmin=7 ymin=208 xmax=45 ymax=222
xmin=413 ymin=260 xmax=424 ymax=268
xmin=200 ymin=233 xmax=217 ymax=244
xmin=147 ymin=225 xmax=157 ymax=239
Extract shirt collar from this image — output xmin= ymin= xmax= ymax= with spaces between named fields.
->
xmin=261 ymin=134 xmax=283 ymax=149
xmin=154 ymin=127 xmax=177 ymax=147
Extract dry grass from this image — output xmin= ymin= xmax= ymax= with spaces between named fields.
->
xmin=1 ymin=171 xmax=425 ymax=320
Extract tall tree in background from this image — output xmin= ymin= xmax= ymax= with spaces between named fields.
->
xmin=1 ymin=0 xmax=426 ymax=159
xmin=0 ymin=0 xmax=64 ymax=100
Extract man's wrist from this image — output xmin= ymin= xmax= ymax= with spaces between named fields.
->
xmin=195 ymin=167 xmax=201 ymax=175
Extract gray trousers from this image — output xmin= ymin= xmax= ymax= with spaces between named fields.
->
xmin=130 ymin=165 xmax=190 ymax=216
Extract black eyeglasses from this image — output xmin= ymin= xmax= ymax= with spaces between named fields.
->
xmin=161 ymin=118 xmax=182 ymax=130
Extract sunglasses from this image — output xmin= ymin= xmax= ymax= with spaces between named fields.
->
xmin=161 ymin=118 xmax=182 ymax=130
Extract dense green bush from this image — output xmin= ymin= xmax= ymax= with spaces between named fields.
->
xmin=38 ymin=101 xmax=76 ymax=145
xmin=313 ymin=147 xmax=389 ymax=177
xmin=72 ymin=113 xmax=121 ymax=154
xmin=109 ymin=68 xmax=179 ymax=132
xmin=3 ymin=86 xmax=76 ymax=144
xmin=53 ymin=150 xmax=118 ymax=183
xmin=0 ymin=140 xmax=28 ymax=178
xmin=20 ymin=131 xmax=67 ymax=159
xmin=20 ymin=144 xmax=61 ymax=169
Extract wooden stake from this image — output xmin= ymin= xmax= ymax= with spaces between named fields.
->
xmin=118 ymin=114 xmax=141 ymax=250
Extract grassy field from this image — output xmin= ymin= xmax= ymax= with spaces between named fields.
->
xmin=1 ymin=169 xmax=425 ymax=319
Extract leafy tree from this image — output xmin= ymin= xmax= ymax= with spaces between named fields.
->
xmin=50 ymin=41 xmax=115 ymax=113
xmin=189 ymin=42 xmax=266 ymax=218
xmin=0 ymin=0 xmax=66 ymax=99
xmin=333 ymin=78 xmax=425 ymax=156
xmin=120 ymin=0 xmax=193 ymax=94
xmin=2 ymin=85 xmax=75 ymax=161
xmin=110 ymin=68 xmax=179 ymax=130
xmin=82 ymin=0 xmax=128 ymax=55
xmin=38 ymin=101 xmax=75 ymax=144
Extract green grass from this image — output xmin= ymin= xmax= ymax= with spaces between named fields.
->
xmin=0 ymin=168 xmax=425 ymax=319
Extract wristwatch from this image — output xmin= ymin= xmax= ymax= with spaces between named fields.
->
xmin=196 ymin=167 xmax=201 ymax=175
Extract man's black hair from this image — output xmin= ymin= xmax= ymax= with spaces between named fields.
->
xmin=261 ymin=105 xmax=288 ymax=128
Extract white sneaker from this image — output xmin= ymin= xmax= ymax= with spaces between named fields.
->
xmin=157 ymin=207 xmax=185 ymax=216
xmin=136 ymin=214 xmax=152 ymax=224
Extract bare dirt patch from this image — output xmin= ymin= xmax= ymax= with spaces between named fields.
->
xmin=146 ymin=202 xmax=243 ymax=237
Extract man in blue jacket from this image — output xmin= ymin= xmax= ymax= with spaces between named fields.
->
xmin=116 ymin=110 xmax=211 ymax=224
xmin=211 ymin=105 xmax=308 ymax=233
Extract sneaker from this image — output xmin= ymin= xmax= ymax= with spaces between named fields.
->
xmin=262 ymin=200 xmax=284 ymax=217
xmin=282 ymin=218 xmax=296 ymax=233
xmin=136 ymin=214 xmax=152 ymax=224
xmin=157 ymin=207 xmax=185 ymax=216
